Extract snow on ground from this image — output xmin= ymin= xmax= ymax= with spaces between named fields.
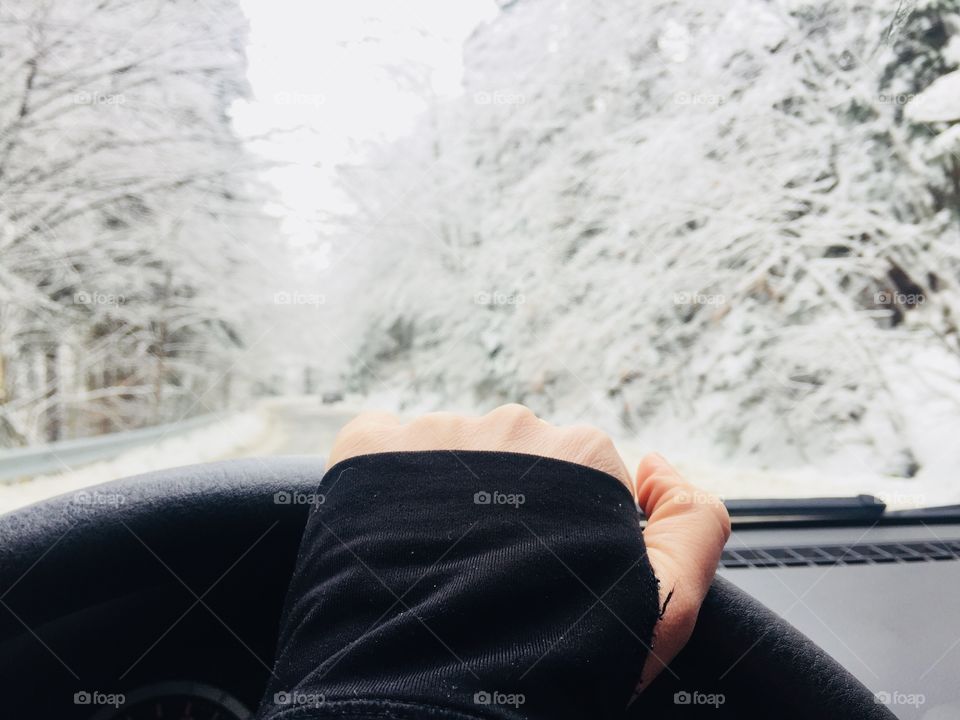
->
xmin=0 ymin=406 xmax=272 ymax=515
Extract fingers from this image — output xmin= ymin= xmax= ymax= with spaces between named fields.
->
xmin=557 ymin=424 xmax=633 ymax=493
xmin=636 ymin=453 xmax=730 ymax=688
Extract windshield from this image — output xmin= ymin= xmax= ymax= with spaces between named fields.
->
xmin=1 ymin=0 xmax=959 ymax=512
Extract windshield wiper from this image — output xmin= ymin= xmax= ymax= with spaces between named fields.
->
xmin=723 ymin=495 xmax=887 ymax=527
xmin=724 ymin=496 xmax=960 ymax=527
xmin=725 ymin=494 xmax=886 ymax=520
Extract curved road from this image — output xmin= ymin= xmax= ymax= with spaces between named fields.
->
xmin=0 ymin=399 xmax=360 ymax=515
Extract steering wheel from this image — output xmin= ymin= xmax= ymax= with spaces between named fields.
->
xmin=0 ymin=459 xmax=895 ymax=719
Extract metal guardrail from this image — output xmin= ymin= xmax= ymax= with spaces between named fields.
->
xmin=0 ymin=412 xmax=225 ymax=483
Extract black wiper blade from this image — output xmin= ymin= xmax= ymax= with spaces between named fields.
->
xmin=725 ymin=494 xmax=886 ymax=521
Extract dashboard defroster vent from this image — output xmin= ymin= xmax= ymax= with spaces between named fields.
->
xmin=721 ymin=540 xmax=960 ymax=568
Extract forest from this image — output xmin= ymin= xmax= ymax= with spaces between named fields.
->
xmin=322 ymin=0 xmax=960 ymax=480
xmin=3 ymin=0 xmax=960 ymax=486
xmin=0 ymin=0 xmax=282 ymax=445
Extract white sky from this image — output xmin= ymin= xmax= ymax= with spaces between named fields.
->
xmin=230 ymin=0 xmax=498 ymax=257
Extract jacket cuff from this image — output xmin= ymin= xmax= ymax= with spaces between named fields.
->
xmin=257 ymin=450 xmax=660 ymax=720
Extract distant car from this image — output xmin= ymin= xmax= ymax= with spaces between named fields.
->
xmin=321 ymin=391 xmax=344 ymax=404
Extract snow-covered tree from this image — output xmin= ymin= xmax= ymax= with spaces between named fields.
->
xmin=330 ymin=0 xmax=960 ymax=480
xmin=0 ymin=0 xmax=280 ymax=443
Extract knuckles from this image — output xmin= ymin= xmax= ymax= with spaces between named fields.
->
xmin=563 ymin=424 xmax=618 ymax=458
xmin=331 ymin=406 xmax=632 ymax=490
xmin=485 ymin=403 xmax=538 ymax=424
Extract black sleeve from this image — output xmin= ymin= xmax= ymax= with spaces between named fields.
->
xmin=255 ymin=450 xmax=661 ymax=720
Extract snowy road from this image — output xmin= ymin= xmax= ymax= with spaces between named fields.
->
xmin=237 ymin=398 xmax=355 ymax=456
xmin=0 ymin=399 xmax=357 ymax=515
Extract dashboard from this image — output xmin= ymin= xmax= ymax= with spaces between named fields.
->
xmin=721 ymin=522 xmax=960 ymax=720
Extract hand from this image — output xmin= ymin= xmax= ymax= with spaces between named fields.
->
xmin=326 ymin=404 xmax=731 ymax=688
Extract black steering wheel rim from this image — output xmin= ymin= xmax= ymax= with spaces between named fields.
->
xmin=0 ymin=458 xmax=895 ymax=719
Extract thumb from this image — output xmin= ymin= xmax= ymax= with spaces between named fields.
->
xmin=635 ymin=453 xmax=731 ymax=689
